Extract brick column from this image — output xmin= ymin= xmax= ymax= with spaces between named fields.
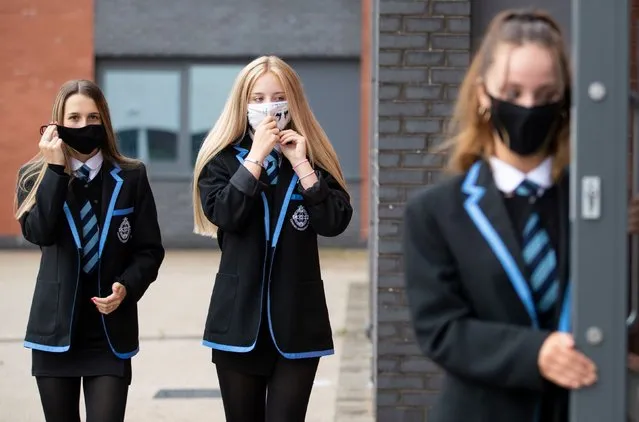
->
xmin=0 ymin=0 xmax=94 ymax=243
xmin=373 ymin=1 xmax=471 ymax=420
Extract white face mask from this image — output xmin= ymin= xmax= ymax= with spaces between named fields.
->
xmin=247 ymin=101 xmax=291 ymax=132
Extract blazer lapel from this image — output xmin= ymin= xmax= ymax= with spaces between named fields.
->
xmin=554 ymin=170 xmax=571 ymax=329
xmin=99 ymin=161 xmax=124 ymax=258
xmin=477 ymin=164 xmax=530 ymax=279
xmin=271 ymin=159 xmax=292 ymax=221
xmin=269 ymin=159 xmax=299 ymax=249
xmin=557 ymin=170 xmax=570 ymax=291
xmin=461 ymin=161 xmax=539 ymax=327
xmin=63 ymin=179 xmax=83 ymax=250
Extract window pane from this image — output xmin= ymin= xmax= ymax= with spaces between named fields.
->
xmin=189 ymin=65 xmax=243 ymax=165
xmin=103 ymin=69 xmax=181 ymax=164
xmin=148 ymin=129 xmax=178 ymax=161
xmin=116 ymin=129 xmax=138 ymax=158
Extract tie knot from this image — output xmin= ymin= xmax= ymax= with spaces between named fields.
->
xmin=515 ymin=179 xmax=541 ymax=197
xmin=77 ymin=164 xmax=91 ymax=181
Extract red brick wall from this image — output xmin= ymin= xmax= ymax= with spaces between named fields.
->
xmin=0 ymin=0 xmax=94 ymax=237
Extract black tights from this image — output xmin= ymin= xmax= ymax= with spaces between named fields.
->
xmin=36 ymin=376 xmax=129 ymax=422
xmin=216 ymin=357 xmax=320 ymax=422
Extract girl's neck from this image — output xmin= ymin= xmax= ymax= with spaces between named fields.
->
xmin=70 ymin=148 xmax=100 ymax=163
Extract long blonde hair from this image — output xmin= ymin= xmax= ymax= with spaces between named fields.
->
xmin=192 ymin=55 xmax=348 ymax=237
xmin=445 ymin=9 xmax=571 ymax=181
xmin=15 ymin=79 xmax=137 ymax=220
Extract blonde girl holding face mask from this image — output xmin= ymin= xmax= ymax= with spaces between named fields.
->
xmin=192 ymin=55 xmax=353 ymax=422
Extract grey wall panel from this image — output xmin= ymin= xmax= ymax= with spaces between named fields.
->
xmin=293 ymin=61 xmax=361 ymax=180
xmin=95 ymin=0 xmax=360 ymax=58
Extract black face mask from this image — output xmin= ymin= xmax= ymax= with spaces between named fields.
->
xmin=40 ymin=124 xmax=106 ymax=155
xmin=489 ymin=96 xmax=564 ymax=156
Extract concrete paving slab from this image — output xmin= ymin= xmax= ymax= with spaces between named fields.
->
xmin=0 ymin=249 xmax=370 ymax=421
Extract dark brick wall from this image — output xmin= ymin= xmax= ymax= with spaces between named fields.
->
xmin=374 ymin=1 xmax=471 ymax=420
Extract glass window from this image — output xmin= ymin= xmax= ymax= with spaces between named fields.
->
xmin=116 ymin=129 xmax=138 ymax=158
xmin=99 ymin=61 xmax=357 ymax=179
xmin=189 ymin=65 xmax=243 ymax=165
xmin=148 ymin=129 xmax=178 ymax=161
xmin=102 ymin=69 xmax=181 ymax=164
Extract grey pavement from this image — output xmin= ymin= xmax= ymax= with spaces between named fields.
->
xmin=0 ymin=249 xmax=372 ymax=421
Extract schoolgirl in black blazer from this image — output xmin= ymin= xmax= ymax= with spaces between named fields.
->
xmin=403 ymin=10 xmax=597 ymax=422
xmin=15 ymin=79 xmax=164 ymax=422
xmin=192 ymin=55 xmax=352 ymax=422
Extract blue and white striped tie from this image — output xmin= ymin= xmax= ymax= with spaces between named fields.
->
xmin=516 ymin=180 xmax=559 ymax=315
xmin=77 ymin=165 xmax=99 ymax=273
xmin=263 ymin=149 xmax=281 ymax=185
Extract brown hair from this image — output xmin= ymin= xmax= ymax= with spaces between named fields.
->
xmin=15 ymin=79 xmax=137 ymax=219
xmin=444 ymin=9 xmax=571 ymax=180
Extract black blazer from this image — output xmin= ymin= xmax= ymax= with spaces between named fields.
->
xmin=403 ymin=160 xmax=571 ymax=422
xmin=17 ymin=160 xmax=165 ymax=359
xmin=197 ymin=134 xmax=353 ymax=358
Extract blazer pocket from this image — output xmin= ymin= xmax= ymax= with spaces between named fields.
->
xmin=28 ymin=281 xmax=59 ymax=335
xmin=206 ymin=273 xmax=238 ymax=334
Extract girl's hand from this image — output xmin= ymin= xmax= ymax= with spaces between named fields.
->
xmin=538 ymin=332 xmax=598 ymax=389
xmin=92 ymin=282 xmax=127 ymax=315
xmin=279 ymin=129 xmax=307 ymax=167
xmin=39 ymin=122 xmax=65 ymax=165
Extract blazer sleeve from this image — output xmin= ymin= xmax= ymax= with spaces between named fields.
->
xmin=299 ymin=168 xmax=353 ymax=237
xmin=198 ymin=154 xmax=266 ymax=233
xmin=118 ymin=164 xmax=165 ymax=302
xmin=403 ymin=192 xmax=550 ymax=391
xmin=17 ymin=165 xmax=70 ymax=246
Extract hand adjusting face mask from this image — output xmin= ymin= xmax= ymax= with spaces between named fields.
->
xmin=247 ymin=101 xmax=291 ymax=132
xmin=40 ymin=124 xmax=107 ymax=155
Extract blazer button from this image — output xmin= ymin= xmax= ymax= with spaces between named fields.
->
xmin=84 ymin=184 xmax=89 ymax=188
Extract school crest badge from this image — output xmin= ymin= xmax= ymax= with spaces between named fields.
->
xmin=290 ymin=205 xmax=310 ymax=231
xmin=117 ymin=217 xmax=131 ymax=243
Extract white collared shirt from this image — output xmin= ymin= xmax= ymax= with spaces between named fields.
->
xmin=489 ymin=156 xmax=553 ymax=195
xmin=71 ymin=151 xmax=104 ymax=182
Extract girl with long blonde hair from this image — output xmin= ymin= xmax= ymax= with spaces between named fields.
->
xmin=15 ymin=79 xmax=164 ymax=422
xmin=193 ymin=55 xmax=352 ymax=421
xmin=403 ymin=9 xmax=596 ymax=422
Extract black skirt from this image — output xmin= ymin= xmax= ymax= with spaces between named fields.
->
xmin=32 ymin=348 xmax=132 ymax=385
xmin=211 ymin=307 xmax=280 ymax=377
